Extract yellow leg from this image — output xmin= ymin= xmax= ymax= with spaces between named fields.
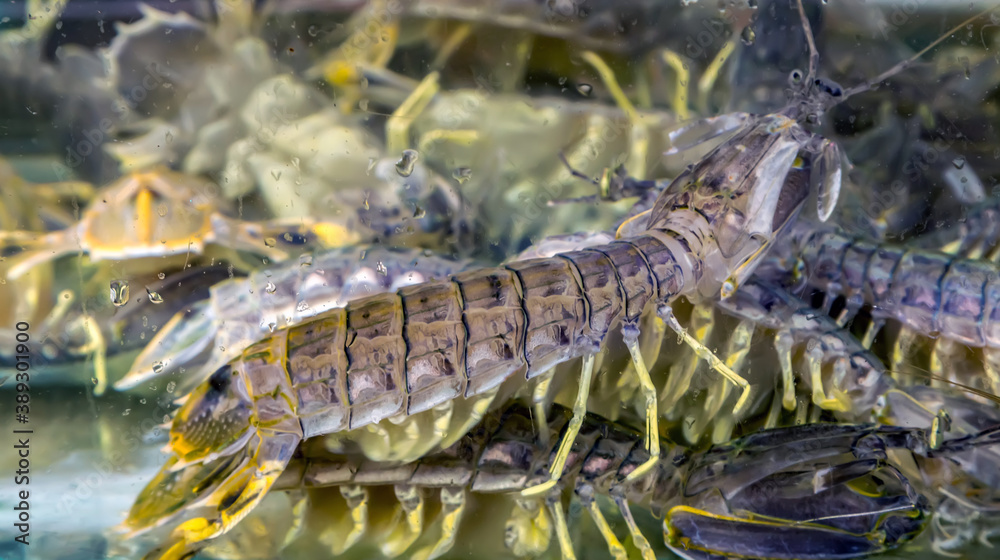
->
xmin=546 ymin=494 xmax=578 ymax=560
xmin=660 ymin=302 xmax=714 ymax=410
xmin=577 ymin=484 xmax=627 ymax=560
xmin=704 ymin=319 xmax=752 ymax=442
xmin=382 ymin=484 xmax=424 ymax=557
xmin=281 ymin=492 xmax=309 ymax=549
xmin=523 ymin=354 xmax=596 ymax=497
xmin=764 ymin=385 xmax=784 ymax=429
xmin=430 ymin=23 xmax=474 ymax=70
xmin=76 ymin=314 xmax=108 ymax=396
xmin=659 ymin=305 xmax=751 ymax=416
xmin=410 ymin=487 xmax=466 ymax=560
xmin=774 ymin=331 xmax=797 ymax=411
xmin=807 ymin=344 xmax=847 ymax=412
xmin=580 ymin=50 xmax=649 ymax=180
xmin=696 ymin=39 xmax=736 ymax=116
xmin=416 ymin=129 xmax=480 ymax=156
xmin=861 ymin=318 xmax=885 ymax=349
xmin=891 ymin=328 xmax=919 ymax=384
xmin=612 ymin=493 xmax=655 ymax=560
xmin=387 ymin=71 xmax=441 ymax=155
xmin=623 ymin=335 xmax=660 ymax=483
xmin=505 ymin=498 xmax=552 ymax=558
xmin=660 ymin=49 xmax=691 ymax=121
xmin=320 ymin=485 xmax=369 ymax=555
xmin=532 ymin=373 xmax=555 ymax=448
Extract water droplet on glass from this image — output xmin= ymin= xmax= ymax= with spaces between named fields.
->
xmin=367 ymin=157 xmax=377 ymax=175
xmin=308 ymin=25 xmax=319 ymax=37
xmin=166 ymin=381 xmax=176 ymax=393
xmin=147 ymin=289 xmax=164 ymax=304
xmin=577 ymin=83 xmax=592 ymax=96
xmin=395 ymin=149 xmax=418 ymax=177
xmin=123 ymin=409 xmax=131 ymax=416
xmin=953 ymin=157 xmax=967 ymax=169
xmin=157 ymin=272 xmax=166 ymax=280
xmin=265 ymin=237 xmax=278 ymax=248
xmin=152 ymin=361 xmax=165 ymax=373
xmin=165 ymin=130 xmax=174 ymax=144
xmin=291 ymin=156 xmax=301 ymax=170
xmin=376 ymin=261 xmax=388 ymax=276
xmin=740 ymin=26 xmax=756 ymax=45
xmin=413 ymin=204 xmax=426 ymax=219
xmin=300 ymin=254 xmax=313 ymax=267
xmin=156 ymin=202 xmax=168 ymax=217
xmin=296 ymin=301 xmax=310 ymax=312
xmin=271 ymin=170 xmax=282 ymax=181
xmin=452 ymin=167 xmax=472 ymax=183
xmin=558 ymin=76 xmax=567 ymax=85
xmin=140 ymin=398 xmax=147 ymax=404
xmin=265 ymin=281 xmax=277 ymax=294
xmin=267 ymin=321 xmax=277 ymax=332
xmin=110 ymin=280 xmax=129 ymax=307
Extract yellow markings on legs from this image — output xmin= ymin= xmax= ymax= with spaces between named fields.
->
xmin=545 ymin=494 xmax=578 ymax=560
xmin=387 ymin=71 xmax=441 ymax=155
xmin=382 ymin=484 xmax=424 ymax=557
xmin=577 ymin=483 xmax=627 ymax=560
xmin=77 ymin=314 xmax=108 ymax=396
xmin=660 ymin=49 xmax=691 ymax=121
xmin=774 ymin=330 xmax=797 ymax=411
xmin=861 ymin=318 xmax=885 ymax=349
xmin=706 ymin=318 xmax=752 ymax=444
xmin=660 ymin=302 xmax=714 ymax=410
xmin=430 ymin=23 xmax=474 ymax=70
xmin=321 ymin=485 xmax=368 ymax=555
xmin=505 ymin=498 xmax=552 ymax=558
xmin=807 ymin=343 xmax=847 ymax=412
xmin=523 ymin=354 xmax=595 ymax=497
xmin=410 ymin=487 xmax=466 ymax=560
xmin=416 ymin=129 xmax=481 ymax=156
xmin=696 ymin=39 xmax=736 ymax=116
xmin=532 ymin=373 xmax=555 ymax=448
xmin=281 ymin=493 xmax=309 ymax=548
xmin=580 ymin=50 xmax=649 ymax=180
xmin=623 ymin=336 xmax=660 ymax=483
xmin=891 ymin=328 xmax=919 ymax=384
xmin=613 ymin=493 xmax=655 ymax=560
xmin=659 ymin=305 xmax=751 ymax=416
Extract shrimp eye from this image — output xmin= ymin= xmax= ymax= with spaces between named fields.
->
xmin=789 ymin=69 xmax=804 ymax=84
xmin=815 ymin=78 xmax=844 ymax=98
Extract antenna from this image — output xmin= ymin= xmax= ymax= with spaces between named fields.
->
xmin=795 ymin=0 xmax=820 ymax=85
xmin=841 ymin=6 xmax=998 ymax=100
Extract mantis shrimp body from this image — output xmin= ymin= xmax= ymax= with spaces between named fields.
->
xmin=783 ymin=222 xmax=1000 ymax=396
xmin=134 ymin=402 xmax=1000 ymax=560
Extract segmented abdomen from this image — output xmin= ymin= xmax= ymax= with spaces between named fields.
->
xmin=794 ymin=226 xmax=1000 ymax=347
xmin=250 ymin=235 xmax=682 ymax=439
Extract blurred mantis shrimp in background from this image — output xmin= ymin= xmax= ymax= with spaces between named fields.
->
xmin=127 ymin=402 xmax=1000 ymax=560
